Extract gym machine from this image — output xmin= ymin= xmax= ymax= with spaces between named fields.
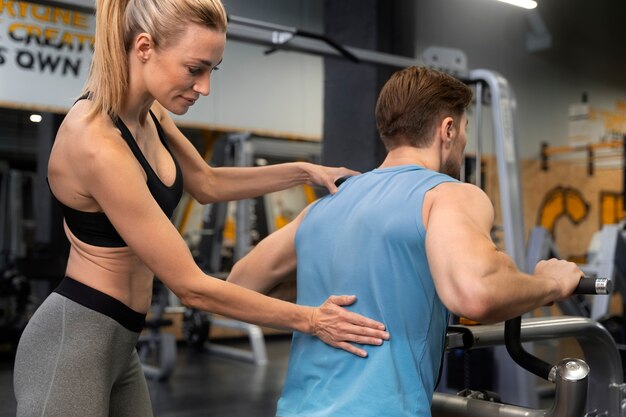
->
xmin=181 ymin=133 xmax=322 ymax=366
xmin=526 ymin=224 xmax=626 ymax=320
xmin=526 ymin=226 xmax=593 ymax=318
xmin=433 ymin=277 xmax=624 ymax=417
xmin=0 ymin=165 xmax=35 ymax=356
xmin=579 ymin=224 xmax=624 ymax=320
xmin=526 ymin=223 xmax=626 ymax=385
xmin=137 ymin=133 xmax=316 ymax=378
xmin=136 ymin=280 xmax=177 ymax=381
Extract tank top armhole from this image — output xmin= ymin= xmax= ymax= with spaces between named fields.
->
xmin=74 ymin=91 xmax=92 ymax=104
xmin=417 ymin=175 xmax=459 ymax=241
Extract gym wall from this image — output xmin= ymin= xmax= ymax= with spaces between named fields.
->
xmin=3 ymin=0 xmax=624 ymax=155
xmin=482 ymin=156 xmax=623 ymax=261
xmin=3 ymin=0 xmax=625 ymax=263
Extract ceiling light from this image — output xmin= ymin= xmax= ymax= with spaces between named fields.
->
xmin=495 ymin=0 xmax=537 ymax=9
xmin=29 ymin=114 xmax=42 ymax=123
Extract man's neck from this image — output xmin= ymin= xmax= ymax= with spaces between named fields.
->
xmin=378 ymin=146 xmax=440 ymax=172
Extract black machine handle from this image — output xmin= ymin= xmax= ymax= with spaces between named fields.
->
xmin=573 ymin=277 xmax=612 ymax=295
xmin=505 ymin=276 xmax=612 ymax=382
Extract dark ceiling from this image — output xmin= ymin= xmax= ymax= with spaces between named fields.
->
xmin=537 ymin=0 xmax=626 ymax=87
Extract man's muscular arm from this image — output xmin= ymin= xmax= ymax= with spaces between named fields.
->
xmin=425 ymin=182 xmax=582 ymax=323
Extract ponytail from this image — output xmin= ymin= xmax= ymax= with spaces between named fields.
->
xmin=82 ymin=0 xmax=129 ymax=120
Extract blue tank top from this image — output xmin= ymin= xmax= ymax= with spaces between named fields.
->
xmin=53 ymin=111 xmax=183 ymax=247
xmin=277 ymin=165 xmax=456 ymax=417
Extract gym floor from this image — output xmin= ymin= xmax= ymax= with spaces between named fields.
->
xmin=0 ymin=336 xmax=561 ymax=416
xmin=0 ymin=336 xmax=292 ymax=417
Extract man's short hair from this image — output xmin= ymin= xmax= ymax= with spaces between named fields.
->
xmin=375 ymin=66 xmax=473 ymax=151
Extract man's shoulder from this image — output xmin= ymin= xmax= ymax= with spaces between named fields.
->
xmin=430 ymin=180 xmax=483 ymax=194
xmin=428 ymin=181 xmax=492 ymax=211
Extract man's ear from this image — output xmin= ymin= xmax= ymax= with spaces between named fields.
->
xmin=134 ymin=33 xmax=154 ymax=63
xmin=439 ymin=116 xmax=455 ymax=147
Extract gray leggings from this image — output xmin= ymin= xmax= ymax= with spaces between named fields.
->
xmin=13 ymin=277 xmax=152 ymax=417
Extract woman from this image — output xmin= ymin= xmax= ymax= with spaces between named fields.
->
xmin=13 ymin=0 xmax=389 ymax=416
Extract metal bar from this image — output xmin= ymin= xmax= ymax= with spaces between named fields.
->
xmin=294 ymin=29 xmax=359 ymax=63
xmin=589 ymin=225 xmax=619 ymax=319
xmin=0 ymin=162 xmax=8 ymax=265
xmin=466 ymin=70 xmax=532 ymax=406
xmin=468 ymin=70 xmax=526 ymax=270
xmin=9 ymin=170 xmax=24 ymax=258
xmin=35 ymin=113 xmax=54 ymax=245
xmin=231 ymin=133 xmax=254 ymax=262
xmin=433 ymin=358 xmax=588 ymax=417
xmin=433 ymin=392 xmax=547 ymax=417
xmin=209 ymin=318 xmax=268 ymax=365
xmin=445 ymin=316 xmax=622 ymax=414
xmin=205 ymin=133 xmax=269 ymax=367
xmin=543 ymin=139 xmax=623 ymax=156
xmin=474 ymin=82 xmax=483 ymax=189
xmin=248 ymin=137 xmax=321 ymax=160
xmin=228 ymin=15 xmax=297 ymax=33
xmin=227 ymin=18 xmax=427 ymax=71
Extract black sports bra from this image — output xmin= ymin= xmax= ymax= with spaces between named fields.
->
xmin=53 ymin=111 xmax=183 ymax=247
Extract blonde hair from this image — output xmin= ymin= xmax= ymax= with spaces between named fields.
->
xmin=82 ymin=0 xmax=227 ymax=119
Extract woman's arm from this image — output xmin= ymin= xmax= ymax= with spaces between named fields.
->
xmin=82 ymin=133 xmax=387 ymax=357
xmin=196 ymin=163 xmax=356 ymax=202
xmin=152 ymin=103 xmax=358 ymax=203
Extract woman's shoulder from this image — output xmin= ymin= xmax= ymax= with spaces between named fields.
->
xmin=53 ymin=101 xmax=138 ymax=181
xmin=58 ymin=101 xmax=122 ymax=149
xmin=49 ymin=101 xmax=133 ymax=209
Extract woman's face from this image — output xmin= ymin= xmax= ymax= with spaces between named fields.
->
xmin=143 ymin=24 xmax=226 ymax=115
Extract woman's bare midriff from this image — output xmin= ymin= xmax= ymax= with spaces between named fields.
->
xmin=63 ymin=222 xmax=155 ymax=313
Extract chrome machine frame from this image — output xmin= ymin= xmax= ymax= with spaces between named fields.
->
xmin=197 ymin=133 xmax=322 ymax=366
xmin=436 ymin=316 xmax=625 ymax=417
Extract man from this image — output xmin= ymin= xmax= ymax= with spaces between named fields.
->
xmin=227 ymin=66 xmax=582 ymax=417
